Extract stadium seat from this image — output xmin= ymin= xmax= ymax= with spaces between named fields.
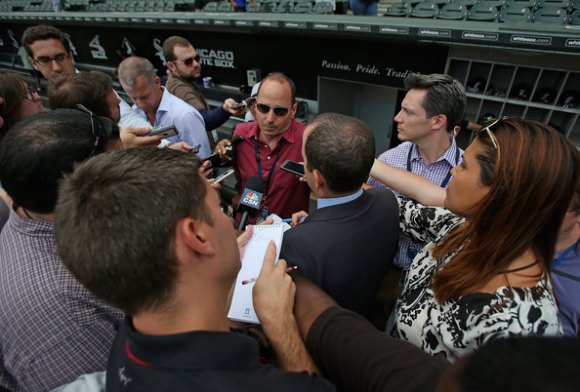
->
xmin=479 ymin=0 xmax=506 ymax=7
xmin=258 ymin=0 xmax=277 ymax=11
xmin=383 ymin=2 xmax=413 ymax=15
xmin=311 ymin=1 xmax=333 ymax=13
xmin=217 ymin=0 xmax=234 ymax=11
xmin=276 ymin=0 xmax=293 ymax=12
xmin=468 ymin=3 xmax=499 ymax=19
xmin=537 ymin=0 xmax=570 ymax=7
xmin=499 ymin=5 xmax=532 ymax=21
xmin=411 ymin=1 xmax=439 ymax=17
xmin=203 ymin=1 xmax=218 ymax=11
xmin=438 ymin=2 xmax=468 ymax=18
xmin=570 ymin=8 xmax=580 ymax=23
xmin=451 ymin=0 xmax=478 ymax=7
xmin=291 ymin=0 xmax=313 ymax=12
xmin=505 ymin=0 xmax=536 ymax=7
xmin=533 ymin=6 xmax=567 ymax=22
xmin=246 ymin=1 xmax=260 ymax=11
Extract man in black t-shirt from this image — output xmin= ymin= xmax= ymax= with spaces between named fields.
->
xmin=55 ymin=148 xmax=334 ymax=392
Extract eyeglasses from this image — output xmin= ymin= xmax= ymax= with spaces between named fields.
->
xmin=76 ymin=104 xmax=106 ymax=157
xmin=175 ymin=55 xmax=200 ymax=67
xmin=34 ymin=52 xmax=69 ymax=65
xmin=23 ymin=85 xmax=37 ymax=102
xmin=477 ymin=117 xmax=505 ymax=150
xmin=256 ymin=103 xmax=290 ymax=117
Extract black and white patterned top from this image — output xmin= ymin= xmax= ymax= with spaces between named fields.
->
xmin=393 ymin=198 xmax=562 ymax=362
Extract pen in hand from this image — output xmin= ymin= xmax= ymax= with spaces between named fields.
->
xmin=282 ymin=217 xmax=306 ymax=223
xmin=241 ymin=265 xmax=298 ymax=285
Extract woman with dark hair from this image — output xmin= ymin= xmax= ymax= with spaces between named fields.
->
xmin=370 ymin=118 xmax=579 ymax=361
xmin=0 ymin=71 xmax=44 ymax=139
xmin=0 ymin=71 xmax=44 ymax=229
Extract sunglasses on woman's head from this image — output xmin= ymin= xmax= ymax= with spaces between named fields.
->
xmin=477 ymin=117 xmax=507 ymax=150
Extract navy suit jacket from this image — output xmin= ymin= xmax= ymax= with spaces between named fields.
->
xmin=281 ymin=188 xmax=399 ymax=321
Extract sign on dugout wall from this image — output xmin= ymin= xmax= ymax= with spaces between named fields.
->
xmin=0 ymin=24 xmax=448 ymax=100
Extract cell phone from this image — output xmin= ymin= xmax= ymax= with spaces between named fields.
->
xmin=214 ymin=169 xmax=236 ymax=184
xmin=231 ymin=102 xmax=246 ymax=110
xmin=203 ymin=152 xmax=223 ymax=168
xmin=147 ymin=124 xmax=178 ymax=137
xmin=191 ymin=144 xmax=201 ymax=154
xmin=280 ymin=160 xmax=305 ymax=177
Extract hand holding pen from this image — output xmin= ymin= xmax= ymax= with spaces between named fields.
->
xmin=242 ymin=266 xmax=298 ymax=285
xmin=252 ymin=241 xmax=297 ymax=327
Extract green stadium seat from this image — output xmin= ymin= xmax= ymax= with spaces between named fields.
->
xmin=384 ymin=2 xmax=412 ymax=15
xmin=533 ymin=6 xmax=567 ymax=22
xmin=467 ymin=3 xmax=499 ymax=19
xmin=291 ymin=0 xmax=313 ymax=12
xmin=203 ymin=1 xmax=218 ymax=11
xmin=276 ymin=0 xmax=293 ymax=12
xmin=258 ymin=0 xmax=277 ymax=11
xmin=537 ymin=0 xmax=569 ymax=7
xmin=451 ymin=0 xmax=477 ymax=7
xmin=505 ymin=0 xmax=536 ymax=8
xmin=438 ymin=2 xmax=468 ymax=18
xmin=311 ymin=0 xmax=333 ymax=13
xmin=570 ymin=8 xmax=580 ymax=23
xmin=479 ymin=0 xmax=506 ymax=7
xmin=499 ymin=5 xmax=532 ymax=21
xmin=411 ymin=1 xmax=439 ymax=17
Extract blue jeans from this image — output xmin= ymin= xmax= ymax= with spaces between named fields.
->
xmin=349 ymin=0 xmax=378 ymax=15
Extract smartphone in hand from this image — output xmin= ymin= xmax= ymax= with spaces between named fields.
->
xmin=147 ymin=124 xmax=178 ymax=137
xmin=231 ymin=102 xmax=246 ymax=110
xmin=214 ymin=169 xmax=236 ymax=184
xmin=280 ymin=160 xmax=305 ymax=177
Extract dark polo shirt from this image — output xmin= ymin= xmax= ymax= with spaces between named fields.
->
xmin=107 ymin=317 xmax=335 ymax=391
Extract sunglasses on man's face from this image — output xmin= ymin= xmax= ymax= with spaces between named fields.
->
xmin=256 ymin=103 xmax=290 ymax=117
xmin=175 ymin=55 xmax=201 ymax=67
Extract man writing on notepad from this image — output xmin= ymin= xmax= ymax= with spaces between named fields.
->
xmin=54 ymin=148 xmax=335 ymax=391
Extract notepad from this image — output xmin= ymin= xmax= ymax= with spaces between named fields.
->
xmin=227 ymin=224 xmax=284 ymax=324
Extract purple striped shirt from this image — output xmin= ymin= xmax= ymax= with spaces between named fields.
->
xmin=367 ymin=139 xmax=463 ymax=269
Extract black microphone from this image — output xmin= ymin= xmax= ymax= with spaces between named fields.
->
xmin=237 ymin=176 xmax=264 ymax=232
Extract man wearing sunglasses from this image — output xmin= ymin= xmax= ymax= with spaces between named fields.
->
xmin=216 ymin=73 xmax=310 ymax=224
xmin=21 ymin=24 xmax=151 ymax=129
xmin=163 ymin=36 xmax=246 ymax=144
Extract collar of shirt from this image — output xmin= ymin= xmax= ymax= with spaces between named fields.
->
xmin=123 ymin=318 xmax=262 ymax=371
xmin=410 ymin=137 xmax=459 ymax=166
xmin=249 ymin=121 xmax=298 ymax=147
xmin=8 ymin=209 xmax=54 ymax=238
xmin=132 ymin=87 xmax=172 ymax=126
xmin=317 ymin=188 xmax=363 ymax=210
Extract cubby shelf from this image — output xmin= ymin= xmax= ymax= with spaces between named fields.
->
xmin=446 ymin=56 xmax=579 ymax=148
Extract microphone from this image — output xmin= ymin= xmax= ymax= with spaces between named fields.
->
xmin=238 ymin=176 xmax=264 ymax=232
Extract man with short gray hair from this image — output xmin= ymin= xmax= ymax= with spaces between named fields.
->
xmin=117 ymin=56 xmax=210 ymax=157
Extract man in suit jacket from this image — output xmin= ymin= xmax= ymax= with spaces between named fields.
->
xmin=280 ymin=113 xmax=399 ymax=325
